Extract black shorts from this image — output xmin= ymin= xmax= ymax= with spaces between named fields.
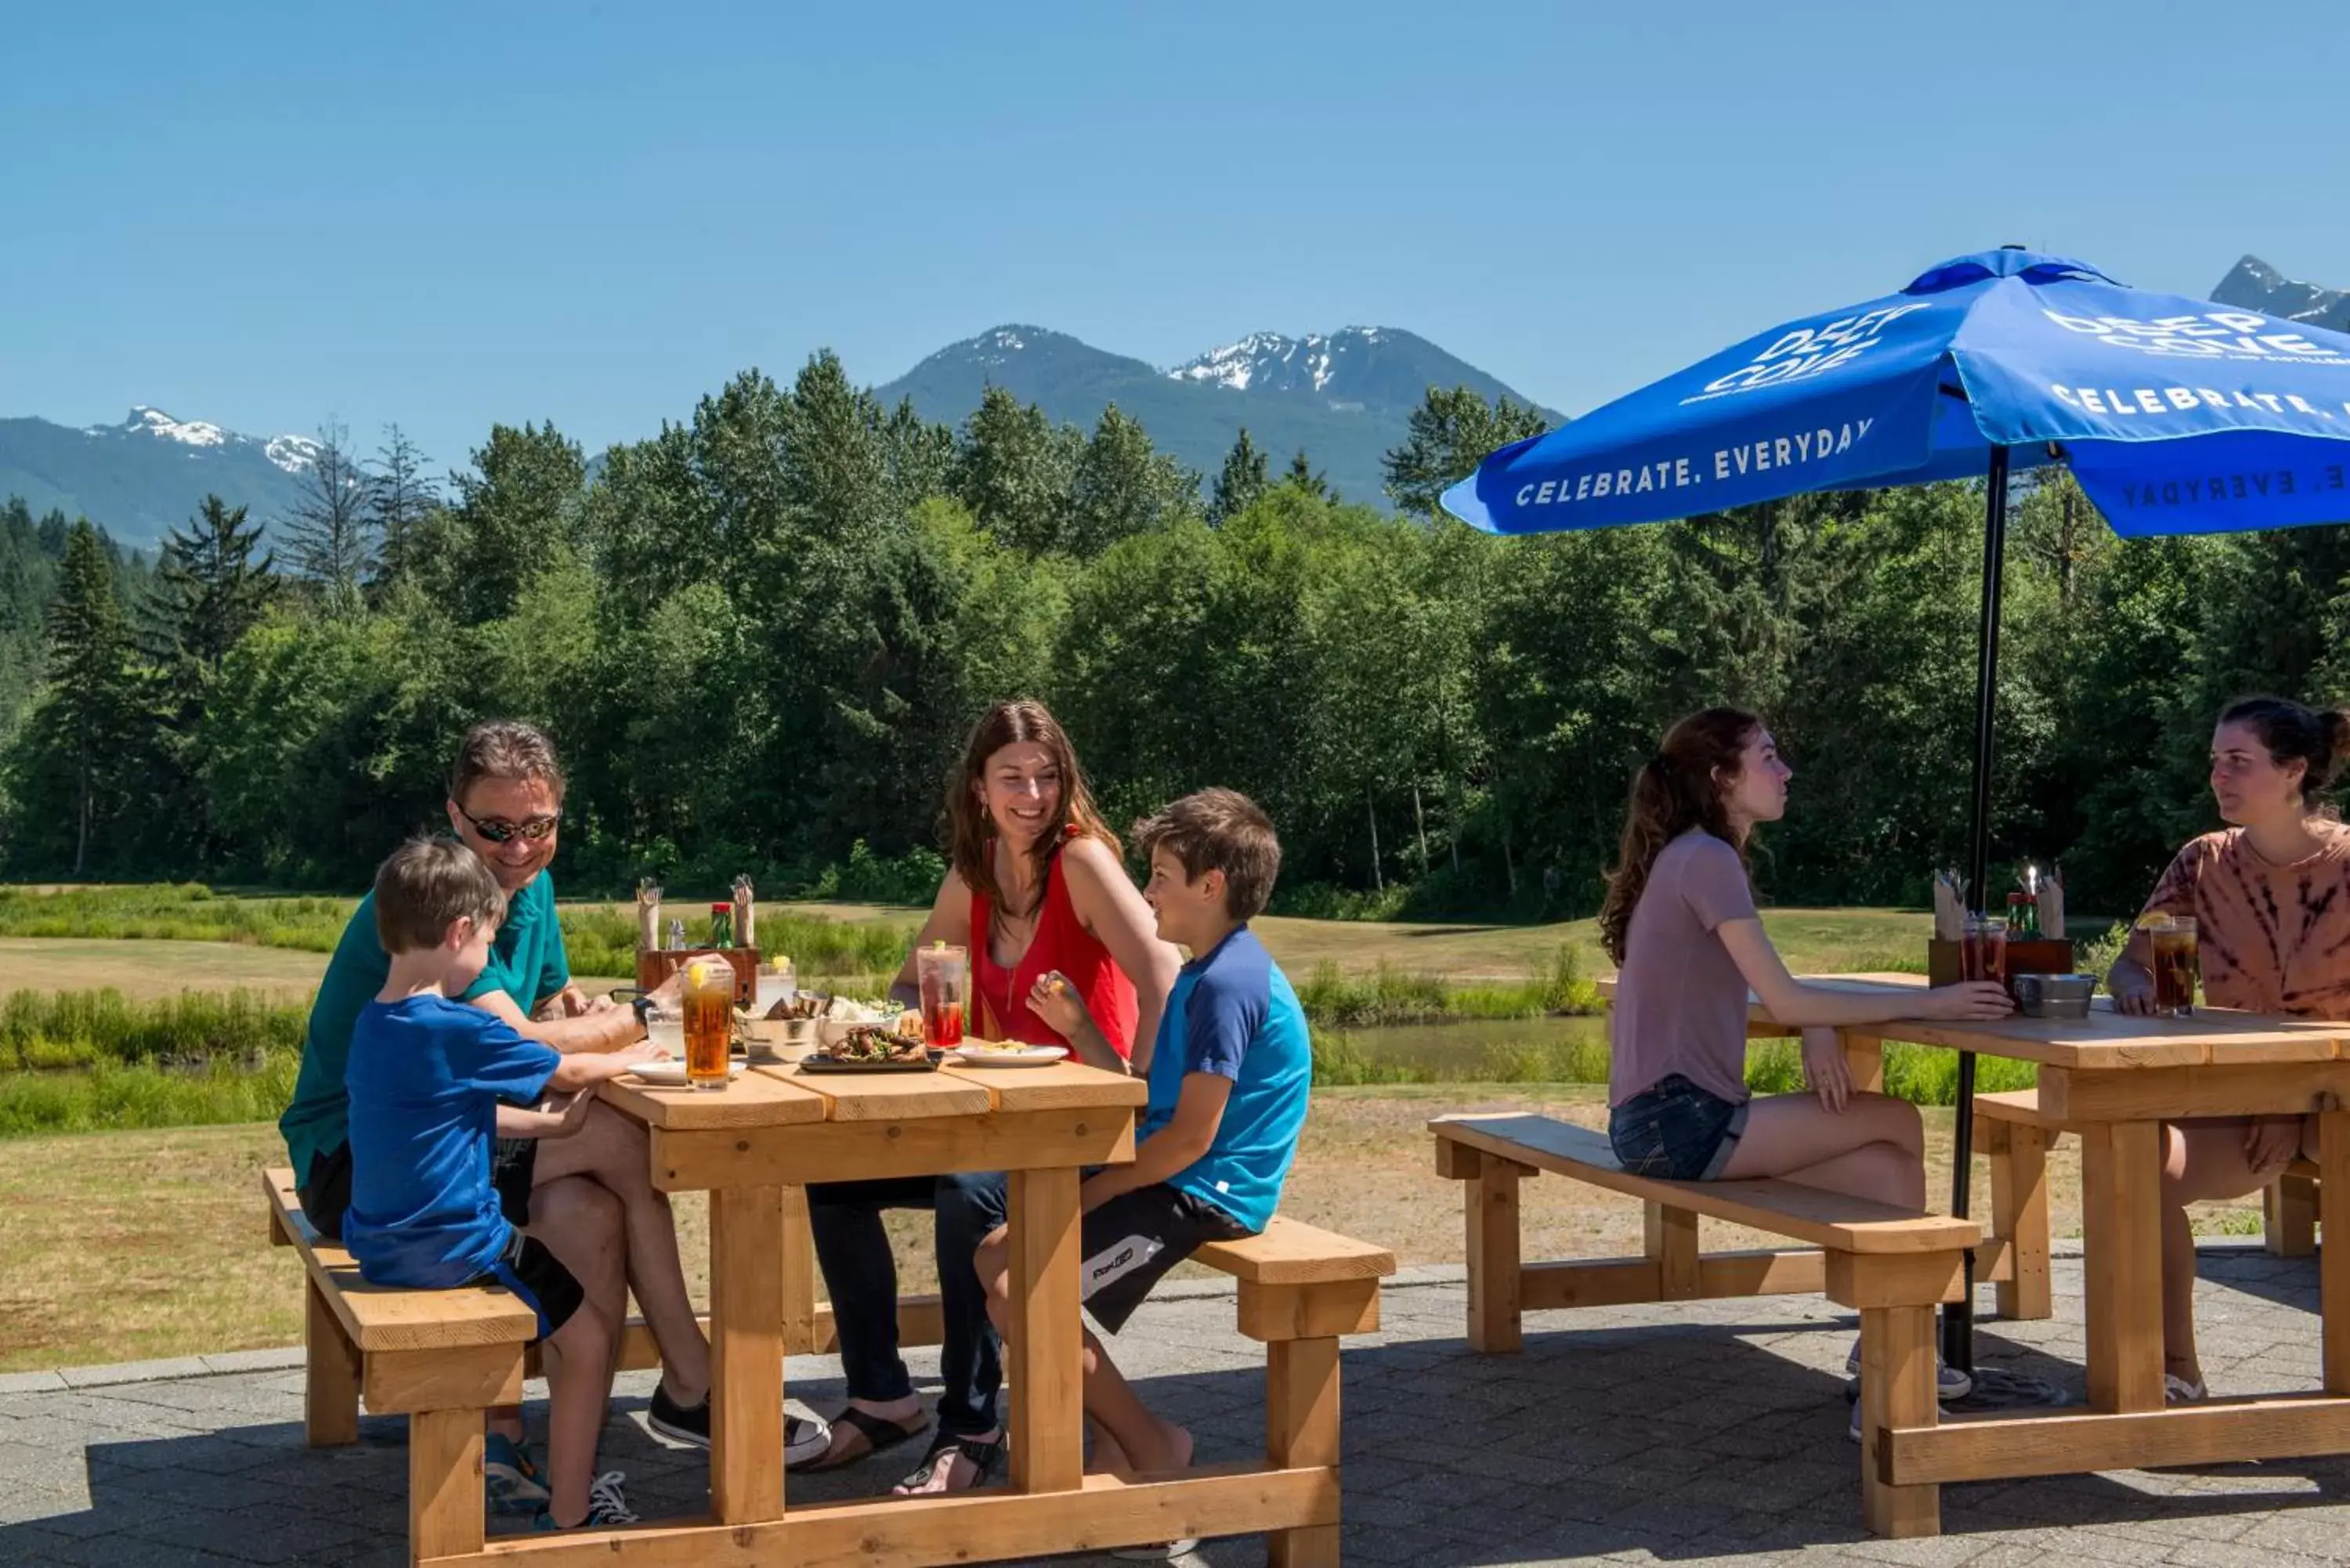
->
xmin=489 ymin=1136 xmax=539 ymax=1227
xmin=1080 ymin=1183 xmax=1251 ymax=1335
xmin=473 ymin=1231 xmax=584 ymax=1343
xmin=301 ymin=1137 xmax=537 ymax=1241
xmin=298 ymin=1144 xmax=355 ymax=1241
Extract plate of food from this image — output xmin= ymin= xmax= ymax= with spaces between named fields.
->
xmin=624 ymin=1058 xmax=748 ymax=1086
xmin=949 ymin=1041 xmax=1069 ymax=1068
xmin=798 ymin=1022 xmax=944 ymax=1074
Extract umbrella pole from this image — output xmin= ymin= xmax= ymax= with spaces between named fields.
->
xmin=1944 ymin=443 xmax=2012 ymax=1375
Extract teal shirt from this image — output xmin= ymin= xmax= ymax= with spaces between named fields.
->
xmin=280 ymin=869 xmax=571 ymax=1183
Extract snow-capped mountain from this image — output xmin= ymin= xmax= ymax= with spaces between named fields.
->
xmin=0 ymin=406 xmax=320 ymax=544
xmin=879 ymin=323 xmax=1554 ymax=508
xmin=2211 ymin=255 xmax=2350 ymax=334
xmin=99 ymin=406 xmax=320 ymax=475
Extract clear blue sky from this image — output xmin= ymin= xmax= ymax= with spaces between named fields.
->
xmin=5 ymin=1 xmax=2344 ymax=472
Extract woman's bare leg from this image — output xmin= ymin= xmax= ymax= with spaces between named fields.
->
xmin=1720 ymin=1092 xmax=1927 ymax=1208
xmin=2161 ymin=1118 xmax=2266 ymax=1389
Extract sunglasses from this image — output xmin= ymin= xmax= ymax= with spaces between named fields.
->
xmin=457 ymin=806 xmax=559 ymax=844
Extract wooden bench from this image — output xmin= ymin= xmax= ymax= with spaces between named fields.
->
xmin=1430 ymin=1113 xmax=1979 ymax=1539
xmin=1972 ymin=1088 xmax=2322 ymax=1324
xmin=273 ymin=1169 xmax=1390 ymax=1568
xmin=264 ymin=1168 xmax=536 ymax=1566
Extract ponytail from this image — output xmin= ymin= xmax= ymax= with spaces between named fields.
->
xmin=1598 ymin=708 xmax=1762 ymax=966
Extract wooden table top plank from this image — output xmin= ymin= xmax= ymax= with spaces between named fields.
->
xmin=936 ymin=1058 xmax=1150 ymax=1112
xmin=598 ymin=1065 xmax=830 ymax=1129
xmin=1596 ymin=973 xmax=2345 ymax=1069
xmin=767 ymin=1062 xmax=995 ymax=1121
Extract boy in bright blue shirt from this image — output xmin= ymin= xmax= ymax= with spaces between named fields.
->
xmin=989 ymin=788 xmax=1310 ymax=1490
xmin=345 ymin=836 xmax=657 ymax=1532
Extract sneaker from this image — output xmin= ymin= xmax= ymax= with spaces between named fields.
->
xmin=785 ymin=1413 xmax=832 ymax=1469
xmin=1846 ymin=1338 xmax=1973 ymax=1400
xmin=483 ymin=1433 xmax=549 ymax=1511
xmin=1112 ymin=1542 xmax=1200 ymax=1562
xmin=533 ymin=1471 xmax=638 ymax=1531
xmin=645 ymin=1384 xmax=710 ymax=1449
xmin=2165 ymin=1373 xmax=2207 ymax=1404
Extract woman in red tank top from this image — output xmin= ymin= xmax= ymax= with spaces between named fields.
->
xmin=799 ymin=699 xmax=1177 ymax=1495
xmin=898 ymin=699 xmax=1177 ymax=1066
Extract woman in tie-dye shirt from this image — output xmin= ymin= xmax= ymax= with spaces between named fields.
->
xmin=2108 ymin=695 xmax=2350 ymax=1403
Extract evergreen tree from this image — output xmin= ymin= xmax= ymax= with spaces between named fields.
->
xmin=10 ymin=522 xmax=149 ymax=873
xmin=279 ymin=420 xmax=377 ymax=612
xmin=449 ymin=421 xmax=588 ymax=622
xmin=1285 ymin=449 xmax=1337 ymax=503
xmin=368 ymin=425 xmax=443 ymax=592
xmin=1382 ymin=386 xmax=1551 ymax=515
xmin=1067 ymin=405 xmax=1198 ymax=555
xmin=1208 ymin=428 xmax=1270 ymax=526
xmin=151 ymin=495 xmax=276 ymax=678
xmin=953 ymin=385 xmax=1079 ymax=554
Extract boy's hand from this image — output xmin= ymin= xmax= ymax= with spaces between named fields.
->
xmin=1028 ymin=970 xmax=1093 ymax=1041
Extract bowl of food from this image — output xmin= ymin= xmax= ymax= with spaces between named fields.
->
xmin=738 ymin=989 xmax=826 ymax=1062
xmin=2012 ymin=971 xmax=2096 ymax=1019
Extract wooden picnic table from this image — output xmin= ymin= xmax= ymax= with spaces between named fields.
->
xmin=1597 ymin=972 xmax=2350 ymax=1488
xmin=421 ymin=1053 xmax=1347 ymax=1568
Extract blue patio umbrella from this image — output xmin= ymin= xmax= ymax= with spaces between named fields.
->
xmin=1444 ymin=247 xmax=2350 ymax=1370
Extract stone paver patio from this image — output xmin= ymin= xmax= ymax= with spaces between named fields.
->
xmin=5 ymin=1246 xmax=2350 ymax=1567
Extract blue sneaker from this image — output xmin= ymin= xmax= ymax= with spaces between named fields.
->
xmin=533 ymin=1472 xmax=638 ymax=1531
xmin=484 ymin=1433 xmax=548 ymax=1512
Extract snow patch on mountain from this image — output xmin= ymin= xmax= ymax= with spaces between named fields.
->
xmin=81 ymin=405 xmax=320 ymax=472
xmin=1166 ymin=327 xmax=1394 ymax=397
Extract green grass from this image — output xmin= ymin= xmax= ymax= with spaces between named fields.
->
xmin=0 ymin=1055 xmax=300 ymax=1138
xmin=1294 ymin=946 xmax=1602 ymax=1029
xmin=0 ymin=988 xmax=309 ymax=1071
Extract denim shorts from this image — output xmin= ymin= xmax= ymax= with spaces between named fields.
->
xmin=1610 ymin=1075 xmax=1751 ymax=1180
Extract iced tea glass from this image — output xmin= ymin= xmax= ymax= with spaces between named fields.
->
xmin=916 ymin=942 xmax=968 ymax=1048
xmin=1962 ymin=916 xmax=2008 ymax=987
xmin=682 ymin=957 xmax=736 ymax=1091
xmin=2149 ymin=916 xmax=2198 ymax=1017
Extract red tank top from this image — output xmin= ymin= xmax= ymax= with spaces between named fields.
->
xmin=970 ymin=844 xmax=1139 ymax=1057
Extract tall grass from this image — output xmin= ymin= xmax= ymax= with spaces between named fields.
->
xmin=0 ymin=884 xmax=353 ymax=951
xmin=0 ymin=1056 xmax=302 ymax=1138
xmin=0 ymin=988 xmax=309 ymax=1071
xmin=1295 ymin=946 xmax=1601 ymax=1028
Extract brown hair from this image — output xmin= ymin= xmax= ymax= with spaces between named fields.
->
xmin=1133 ymin=789 xmax=1282 ymax=920
xmin=2218 ymin=695 xmax=2350 ymax=811
xmin=946 ymin=699 xmax=1117 ymax=919
xmin=373 ymin=836 xmax=508 ymax=955
xmin=449 ymin=720 xmax=565 ymax=807
xmin=1596 ymin=707 xmax=1762 ymax=966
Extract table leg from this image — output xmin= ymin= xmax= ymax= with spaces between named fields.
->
xmin=1843 ymin=1033 xmax=1885 ymax=1094
xmin=2321 ymin=1109 xmax=2350 ymax=1393
xmin=1007 ymin=1166 xmax=1085 ymax=1494
xmin=2081 ymin=1120 xmax=2165 ymax=1411
xmin=710 ymin=1183 xmax=786 ymax=1523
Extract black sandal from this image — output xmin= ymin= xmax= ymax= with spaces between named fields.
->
xmin=893 ymin=1431 xmax=1006 ymax=1494
xmin=790 ymin=1406 xmax=929 ymax=1473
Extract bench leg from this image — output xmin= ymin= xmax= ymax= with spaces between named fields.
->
xmin=1466 ymin=1160 xmax=1523 ymax=1353
xmin=408 ymin=1407 xmax=485 ymax=1566
xmin=1644 ymin=1201 xmax=1700 ymax=1301
xmin=304 ymin=1273 xmax=360 ymax=1448
xmin=1266 ymin=1336 xmax=1341 ymax=1568
xmin=1988 ymin=1122 xmax=2054 ymax=1321
xmin=1857 ymin=1302 xmax=1940 ymax=1538
xmin=2267 ymin=1170 xmax=2319 ymax=1259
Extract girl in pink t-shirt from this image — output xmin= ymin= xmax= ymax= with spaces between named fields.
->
xmin=1601 ymin=708 xmax=2012 ymax=1410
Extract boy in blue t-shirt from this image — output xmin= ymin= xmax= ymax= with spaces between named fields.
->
xmin=344 ymin=836 xmax=657 ymax=1532
xmin=986 ymin=788 xmax=1311 ymax=1487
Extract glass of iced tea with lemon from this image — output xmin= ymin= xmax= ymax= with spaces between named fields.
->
xmin=2147 ymin=916 xmax=2198 ymax=1017
xmin=681 ymin=957 xmax=736 ymax=1090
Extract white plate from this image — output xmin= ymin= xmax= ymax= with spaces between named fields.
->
xmin=624 ymin=1059 xmax=747 ymax=1086
xmin=950 ymin=1043 xmax=1069 ymax=1068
